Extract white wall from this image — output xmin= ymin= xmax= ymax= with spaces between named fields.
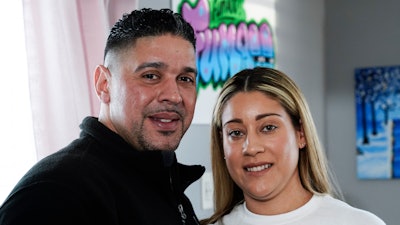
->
xmin=325 ymin=1 xmax=400 ymax=224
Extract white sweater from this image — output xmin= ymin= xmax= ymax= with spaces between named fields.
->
xmin=214 ymin=194 xmax=386 ymax=225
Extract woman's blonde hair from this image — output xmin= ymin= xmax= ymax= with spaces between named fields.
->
xmin=201 ymin=67 xmax=341 ymax=224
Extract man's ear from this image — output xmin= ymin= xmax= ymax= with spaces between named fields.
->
xmin=94 ymin=65 xmax=111 ymax=103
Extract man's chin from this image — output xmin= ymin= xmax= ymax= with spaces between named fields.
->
xmin=147 ymin=137 xmax=181 ymax=151
xmin=139 ymin=128 xmax=183 ymax=151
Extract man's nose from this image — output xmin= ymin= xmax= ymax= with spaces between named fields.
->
xmin=157 ymin=78 xmax=182 ymax=104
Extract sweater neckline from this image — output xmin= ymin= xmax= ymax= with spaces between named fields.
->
xmin=240 ymin=194 xmax=325 ymax=224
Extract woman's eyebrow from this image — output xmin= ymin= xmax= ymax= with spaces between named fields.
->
xmin=255 ymin=113 xmax=281 ymax=121
xmin=223 ymin=113 xmax=282 ymax=127
xmin=223 ymin=118 xmax=242 ymax=127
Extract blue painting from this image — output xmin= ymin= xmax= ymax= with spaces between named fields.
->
xmin=355 ymin=65 xmax=400 ymax=179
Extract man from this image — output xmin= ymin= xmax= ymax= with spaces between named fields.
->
xmin=0 ymin=8 xmax=204 ymax=225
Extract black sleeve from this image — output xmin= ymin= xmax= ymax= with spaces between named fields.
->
xmin=0 ymin=182 xmax=89 ymax=225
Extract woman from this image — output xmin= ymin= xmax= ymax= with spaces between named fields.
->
xmin=201 ymin=67 xmax=385 ymax=225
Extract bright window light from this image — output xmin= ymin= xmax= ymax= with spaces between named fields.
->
xmin=0 ymin=1 xmax=37 ymax=203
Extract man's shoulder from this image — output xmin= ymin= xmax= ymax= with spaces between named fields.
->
xmin=11 ymin=136 xmax=104 ymax=193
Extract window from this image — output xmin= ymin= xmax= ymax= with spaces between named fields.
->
xmin=0 ymin=1 xmax=36 ymax=203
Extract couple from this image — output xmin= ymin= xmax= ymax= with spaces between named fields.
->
xmin=0 ymin=8 xmax=385 ymax=225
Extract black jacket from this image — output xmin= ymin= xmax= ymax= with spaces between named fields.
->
xmin=0 ymin=117 xmax=205 ymax=225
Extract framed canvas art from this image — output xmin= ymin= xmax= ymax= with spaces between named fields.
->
xmin=355 ymin=65 xmax=400 ymax=179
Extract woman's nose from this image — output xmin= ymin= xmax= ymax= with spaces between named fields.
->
xmin=242 ymin=136 xmax=264 ymax=156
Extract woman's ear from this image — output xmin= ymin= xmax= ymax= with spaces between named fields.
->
xmin=94 ymin=65 xmax=111 ymax=103
xmin=297 ymin=119 xmax=306 ymax=149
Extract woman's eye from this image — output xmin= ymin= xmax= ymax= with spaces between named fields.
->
xmin=262 ymin=125 xmax=277 ymax=132
xmin=228 ymin=130 xmax=243 ymax=137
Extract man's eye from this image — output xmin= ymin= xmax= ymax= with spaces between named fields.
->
xmin=179 ymin=76 xmax=194 ymax=83
xmin=143 ymin=73 xmax=158 ymax=80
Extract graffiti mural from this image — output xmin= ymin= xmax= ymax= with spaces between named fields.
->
xmin=355 ymin=65 xmax=400 ymax=179
xmin=173 ymin=0 xmax=276 ymax=123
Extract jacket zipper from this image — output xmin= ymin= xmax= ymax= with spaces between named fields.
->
xmin=178 ymin=203 xmax=187 ymax=224
xmin=169 ymin=171 xmax=187 ymax=225
xmin=168 ymin=163 xmax=200 ymax=225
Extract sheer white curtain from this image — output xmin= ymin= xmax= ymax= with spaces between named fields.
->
xmin=22 ymin=0 xmax=137 ymax=160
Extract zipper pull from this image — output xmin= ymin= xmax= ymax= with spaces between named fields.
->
xmin=178 ymin=204 xmax=187 ymax=224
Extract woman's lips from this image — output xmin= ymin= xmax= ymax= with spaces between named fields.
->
xmin=245 ymin=163 xmax=272 ymax=172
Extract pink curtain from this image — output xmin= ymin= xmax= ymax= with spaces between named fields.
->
xmin=22 ymin=0 xmax=137 ymax=160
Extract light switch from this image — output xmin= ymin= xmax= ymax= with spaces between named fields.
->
xmin=201 ymin=171 xmax=214 ymax=210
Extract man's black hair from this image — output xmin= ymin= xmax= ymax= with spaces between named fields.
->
xmin=104 ymin=8 xmax=196 ymax=60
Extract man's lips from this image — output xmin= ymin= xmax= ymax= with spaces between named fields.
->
xmin=151 ymin=117 xmax=177 ymax=123
xmin=148 ymin=112 xmax=181 ymax=129
xmin=149 ymin=112 xmax=180 ymax=121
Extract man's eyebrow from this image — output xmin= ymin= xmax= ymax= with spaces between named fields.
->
xmin=183 ymin=66 xmax=198 ymax=75
xmin=135 ymin=62 xmax=166 ymax=72
xmin=135 ymin=62 xmax=197 ymax=76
